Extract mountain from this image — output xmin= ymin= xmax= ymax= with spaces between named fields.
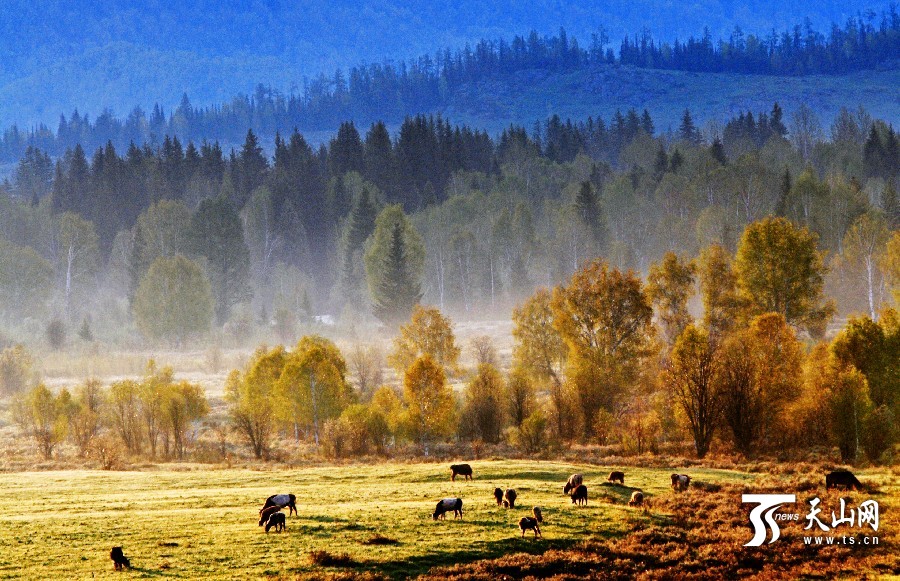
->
xmin=0 ymin=0 xmax=892 ymax=127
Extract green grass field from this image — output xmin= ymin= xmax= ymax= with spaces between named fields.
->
xmin=0 ymin=461 xmax=752 ymax=579
xmin=0 ymin=461 xmax=893 ymax=579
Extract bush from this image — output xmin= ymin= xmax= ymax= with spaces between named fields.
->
xmin=46 ymin=318 xmax=67 ymax=350
xmin=0 ymin=345 xmax=33 ymax=395
xmin=77 ymin=317 xmax=94 ymax=342
xmin=510 ymin=409 xmax=548 ymax=453
xmin=308 ymin=550 xmax=356 ymax=567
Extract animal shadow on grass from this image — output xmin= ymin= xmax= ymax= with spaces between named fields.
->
xmin=597 ymin=482 xmax=644 ymax=504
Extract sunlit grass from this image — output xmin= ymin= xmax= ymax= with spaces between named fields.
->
xmin=0 ymin=460 xmax=766 ymax=579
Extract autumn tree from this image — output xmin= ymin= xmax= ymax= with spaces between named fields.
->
xmin=662 ymin=324 xmax=721 ymax=458
xmin=347 ymin=343 xmax=383 ymax=399
xmin=388 ymin=305 xmax=460 ymax=375
xmin=67 ymin=378 xmax=103 ymax=457
xmin=695 ymin=244 xmax=743 ymax=340
xmin=275 ymin=336 xmax=353 ymax=445
xmin=133 ymin=255 xmax=214 ymax=344
xmin=881 ymin=231 xmax=900 ymax=305
xmin=647 ymin=252 xmax=696 ymax=345
xmin=107 ymin=379 xmax=142 ymax=454
xmin=735 ymin=216 xmax=835 ymax=337
xmin=225 ymin=346 xmax=287 ymax=459
xmin=512 ymin=288 xmax=570 ymax=437
xmin=12 ymin=384 xmax=67 ymax=459
xmin=364 ymin=205 xmax=425 ymax=327
xmin=161 ymin=380 xmax=208 ymax=459
xmin=402 ymin=354 xmax=456 ymax=453
xmin=504 ymin=368 xmax=536 ymax=428
xmin=716 ymin=313 xmax=803 ymax=455
xmin=460 ymin=364 xmax=504 ymax=443
xmin=551 ymin=259 xmax=655 ymax=439
xmin=469 ymin=335 xmax=498 ymax=367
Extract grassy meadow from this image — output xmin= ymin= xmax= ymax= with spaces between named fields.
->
xmin=0 ymin=460 xmax=896 ymax=580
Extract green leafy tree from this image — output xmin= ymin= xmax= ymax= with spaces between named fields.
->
xmin=0 ymin=239 xmax=53 ymax=320
xmin=133 ymin=255 xmax=214 ymax=344
xmin=129 ymin=200 xmax=192 ymax=300
xmin=189 ymin=196 xmax=252 ymax=325
xmin=840 ymin=211 xmax=891 ymax=319
xmin=55 ymin=212 xmax=99 ymax=317
xmin=364 ymin=205 xmax=425 ymax=326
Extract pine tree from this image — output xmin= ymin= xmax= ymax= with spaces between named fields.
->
xmin=679 ymin=109 xmax=700 ymax=144
xmin=775 ymin=168 xmax=792 ymax=216
xmin=653 ymin=144 xmax=669 ymax=180
xmin=709 ymin=137 xmax=727 ymax=165
xmin=574 ymin=181 xmax=607 ymax=250
xmin=770 ymin=102 xmax=787 ymax=137
xmin=371 ymin=222 xmax=423 ymax=326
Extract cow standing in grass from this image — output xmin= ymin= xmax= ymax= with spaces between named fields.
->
xmin=433 ymin=498 xmax=463 ymax=520
xmin=261 ymin=494 xmax=297 ymax=516
xmin=564 ymin=474 xmax=583 ymax=494
xmin=571 ymin=484 xmax=588 ymax=506
xmin=450 ymin=464 xmax=473 ymax=482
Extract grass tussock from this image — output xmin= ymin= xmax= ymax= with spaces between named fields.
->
xmin=308 ymin=550 xmax=358 ymax=567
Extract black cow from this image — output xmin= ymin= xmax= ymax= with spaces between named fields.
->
xmin=450 ymin=464 xmax=474 ymax=482
xmin=826 ymin=470 xmax=862 ymax=491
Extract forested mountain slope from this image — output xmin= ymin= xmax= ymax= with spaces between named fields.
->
xmin=0 ymin=0 xmax=892 ymax=127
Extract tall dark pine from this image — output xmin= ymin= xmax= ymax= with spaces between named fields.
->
xmin=679 ymin=109 xmax=700 ymax=144
xmin=329 ymin=121 xmax=365 ymax=177
xmin=574 ymin=181 xmax=607 ymax=250
xmin=373 ymin=222 xmax=422 ymax=326
xmin=341 ymin=187 xmax=378 ymax=304
xmin=770 ymin=103 xmax=787 ymax=137
xmin=235 ymin=129 xmax=267 ymax=206
xmin=775 ymin=169 xmax=792 ymax=216
xmin=364 ymin=121 xmax=396 ymax=198
xmin=189 ymin=196 xmax=252 ymax=325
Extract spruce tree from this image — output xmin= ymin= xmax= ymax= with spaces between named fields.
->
xmin=574 ymin=181 xmax=607 ymax=250
xmin=372 ymin=222 xmax=423 ymax=326
xmin=775 ymin=168 xmax=792 ymax=217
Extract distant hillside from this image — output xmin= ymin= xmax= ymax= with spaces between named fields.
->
xmin=0 ymin=0 xmax=891 ymax=127
xmin=440 ymin=64 xmax=900 ymax=135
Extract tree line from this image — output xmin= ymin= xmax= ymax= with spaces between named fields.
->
xmin=8 ymin=215 xmax=897 ymax=463
xmin=0 ymin=102 xmax=898 ymax=344
xmin=1 ymin=8 xmax=898 ymax=162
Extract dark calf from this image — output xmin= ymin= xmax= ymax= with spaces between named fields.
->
xmin=571 ymin=484 xmax=588 ymax=506
xmin=265 ymin=512 xmax=286 ymax=533
xmin=608 ymin=471 xmax=625 ymax=484
xmin=518 ymin=516 xmax=541 ymax=537
xmin=493 ymin=487 xmax=504 ymax=506
xmin=110 ymin=546 xmax=130 ymax=571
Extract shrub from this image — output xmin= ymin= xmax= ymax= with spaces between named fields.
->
xmin=0 ymin=345 xmax=33 ymax=395
xmin=510 ymin=409 xmax=548 ymax=453
xmin=308 ymin=550 xmax=356 ymax=567
xmin=46 ymin=318 xmax=67 ymax=350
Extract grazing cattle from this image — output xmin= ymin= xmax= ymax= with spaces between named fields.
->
xmin=493 ymin=487 xmax=504 ymax=506
xmin=261 ymin=493 xmax=297 ymax=516
xmin=504 ymin=488 xmax=518 ymax=508
xmin=433 ymin=498 xmax=464 ymax=520
xmin=564 ymin=473 xmax=583 ymax=494
xmin=826 ymin=470 xmax=862 ymax=491
xmin=518 ymin=516 xmax=541 ymax=538
xmin=628 ymin=491 xmax=644 ymax=507
xmin=608 ymin=471 xmax=625 ymax=484
xmin=450 ymin=464 xmax=474 ymax=482
xmin=259 ymin=505 xmax=283 ymax=526
xmin=571 ymin=484 xmax=588 ymax=506
xmin=671 ymin=474 xmax=691 ymax=492
xmin=110 ymin=546 xmax=130 ymax=571
xmin=532 ymin=506 xmax=543 ymax=523
xmin=265 ymin=512 xmax=286 ymax=533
